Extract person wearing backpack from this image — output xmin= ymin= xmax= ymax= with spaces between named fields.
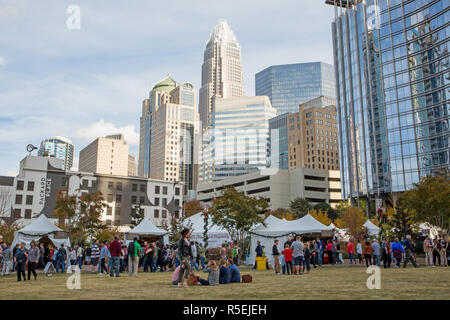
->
xmin=128 ymin=237 xmax=141 ymax=277
xmin=55 ymin=244 xmax=67 ymax=273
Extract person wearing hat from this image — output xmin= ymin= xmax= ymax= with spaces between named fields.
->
xmin=177 ymin=228 xmax=192 ymax=288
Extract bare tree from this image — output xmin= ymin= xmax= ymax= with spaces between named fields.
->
xmin=0 ymin=187 xmax=14 ymax=218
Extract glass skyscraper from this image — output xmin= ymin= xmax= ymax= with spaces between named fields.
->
xmin=38 ymin=136 xmax=74 ymax=170
xmin=269 ymin=113 xmax=290 ymax=170
xmin=255 ymin=62 xmax=337 ymax=115
xmin=330 ymin=0 xmax=449 ymax=201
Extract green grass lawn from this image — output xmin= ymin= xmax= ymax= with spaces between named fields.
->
xmin=1 ymin=265 xmax=449 ymax=300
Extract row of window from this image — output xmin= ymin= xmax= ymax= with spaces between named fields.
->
xmin=16 ymin=180 xmax=34 ymax=191
xmin=15 ymin=194 xmax=33 ymax=205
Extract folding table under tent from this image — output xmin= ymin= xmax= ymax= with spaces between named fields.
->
xmin=124 ymin=218 xmax=168 ymax=245
xmin=250 ymin=214 xmax=333 ymax=267
xmin=363 ymin=220 xmax=380 ymax=237
xmin=12 ymin=214 xmax=71 ymax=248
xmin=179 ymin=212 xmax=232 ymax=248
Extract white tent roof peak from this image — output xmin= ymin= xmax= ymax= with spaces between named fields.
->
xmin=363 ymin=220 xmax=379 ymax=230
xmin=128 ymin=218 xmax=168 ymax=236
xmin=18 ymin=214 xmax=62 ymax=235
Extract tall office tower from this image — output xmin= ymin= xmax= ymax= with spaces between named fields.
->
xmin=79 ymin=134 xmax=131 ymax=176
xmin=288 ymin=96 xmax=339 ymax=171
xmin=199 ymin=96 xmax=277 ymax=183
xmin=199 ymin=19 xmax=244 ymax=129
xmin=329 ymin=0 xmax=449 ymax=203
xmin=269 ymin=113 xmax=290 ymax=170
xmin=38 ymin=136 xmax=74 ymax=170
xmin=138 ymin=99 xmax=151 ymax=177
xmin=138 ymin=76 xmax=201 ymax=198
xmin=128 ymin=154 xmax=137 ymax=176
xmin=255 ymin=62 xmax=336 ymax=115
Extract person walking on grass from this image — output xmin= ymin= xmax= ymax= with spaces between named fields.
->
xmin=403 ymin=235 xmax=418 ymax=268
xmin=439 ymin=237 xmax=448 ymax=267
xmin=347 ymin=239 xmax=355 ymax=264
xmin=14 ymin=242 xmax=28 ymax=281
xmin=128 ymin=237 xmax=140 ymax=277
xmin=91 ymin=240 xmax=99 ymax=273
xmin=371 ymin=240 xmax=381 ymax=267
xmin=1 ymin=243 xmax=12 ymax=276
xmin=364 ymin=241 xmax=373 ymax=267
xmin=27 ymin=240 xmax=39 ymax=280
xmin=177 ymin=228 xmax=192 ymax=288
xmin=303 ymin=242 xmax=312 ymax=274
xmin=282 ymin=244 xmax=293 ymax=275
xmin=272 ymin=239 xmax=281 ymax=275
xmin=99 ymin=241 xmax=109 ymax=274
xmin=391 ymin=238 xmax=404 ymax=268
xmin=291 ymin=236 xmax=304 ymax=275
xmin=253 ymin=241 xmax=262 ymax=269
xmin=231 ymin=243 xmax=238 ymax=266
xmin=55 ymin=244 xmax=67 ymax=273
xmin=317 ymin=238 xmax=323 ymax=266
xmin=326 ymin=240 xmax=333 ymax=265
xmin=356 ymin=240 xmax=363 ymax=264
xmin=432 ymin=239 xmax=441 ymax=267
xmin=109 ymin=236 xmax=121 ymax=277
xmin=423 ymin=236 xmax=433 ymax=266
xmin=382 ymin=238 xmax=392 ymax=268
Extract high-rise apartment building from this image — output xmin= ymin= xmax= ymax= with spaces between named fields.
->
xmin=199 ymin=19 xmax=244 ymax=129
xmin=79 ymin=134 xmax=132 ymax=176
xmin=329 ymin=0 xmax=449 ymax=202
xmin=288 ymin=96 xmax=339 ymax=171
xmin=128 ymin=154 xmax=137 ymax=176
xmin=138 ymin=76 xmax=201 ymax=197
xmin=38 ymin=136 xmax=74 ymax=170
xmin=199 ymin=96 xmax=277 ymax=183
xmin=255 ymin=62 xmax=336 ymax=116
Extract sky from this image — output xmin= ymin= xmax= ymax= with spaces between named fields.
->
xmin=0 ymin=0 xmax=336 ymax=176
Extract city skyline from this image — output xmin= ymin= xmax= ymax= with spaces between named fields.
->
xmin=0 ymin=0 xmax=335 ymax=176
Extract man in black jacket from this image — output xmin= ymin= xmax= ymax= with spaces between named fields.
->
xmin=272 ymin=239 xmax=280 ymax=274
xmin=252 ymin=241 xmax=263 ymax=269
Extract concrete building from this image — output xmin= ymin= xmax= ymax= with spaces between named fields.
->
xmin=79 ymin=134 xmax=131 ymax=177
xmin=197 ymin=168 xmax=342 ymax=210
xmin=199 ymin=96 xmax=277 ymax=183
xmin=38 ymin=136 xmax=74 ymax=170
xmin=199 ymin=19 xmax=244 ymax=129
xmin=329 ymin=0 xmax=449 ymax=204
xmin=138 ymin=76 xmax=201 ymax=198
xmin=288 ymin=96 xmax=339 ymax=170
xmin=2 ymin=156 xmax=183 ymax=228
xmin=128 ymin=154 xmax=137 ymax=177
xmin=255 ymin=62 xmax=336 ymax=115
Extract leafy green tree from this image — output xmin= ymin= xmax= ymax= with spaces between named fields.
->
xmin=53 ymin=189 xmax=78 ymax=233
xmin=387 ymin=205 xmax=419 ymax=238
xmin=313 ymin=202 xmax=338 ymax=221
xmin=335 ymin=200 xmax=350 ymax=218
xmin=399 ymin=174 xmax=450 ymax=235
xmin=77 ymin=192 xmax=108 ymax=242
xmin=130 ymin=203 xmax=145 ymax=227
xmin=209 ymin=187 xmax=267 ymax=254
xmin=334 ymin=207 xmax=367 ymax=241
xmin=267 ymin=208 xmax=294 ymax=220
xmin=289 ymin=197 xmax=312 ymax=219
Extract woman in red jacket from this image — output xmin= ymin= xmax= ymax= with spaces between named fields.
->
xmin=346 ymin=241 xmax=355 ymax=264
xmin=282 ymin=244 xmax=293 ymax=275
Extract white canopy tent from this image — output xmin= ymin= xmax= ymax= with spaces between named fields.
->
xmin=329 ymin=223 xmax=350 ymax=241
xmin=181 ymin=212 xmax=231 ymax=248
xmin=124 ymin=218 xmax=168 ymax=244
xmin=12 ymin=214 xmax=70 ymax=248
xmin=419 ymin=222 xmax=441 ymax=239
xmin=363 ymin=220 xmax=380 ymax=236
xmin=250 ymin=214 xmax=333 ymax=266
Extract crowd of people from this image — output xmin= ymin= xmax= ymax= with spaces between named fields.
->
xmin=254 ymin=234 xmax=450 ymax=275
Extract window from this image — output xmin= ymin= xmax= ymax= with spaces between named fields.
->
xmin=115 ymin=194 xmax=122 ymax=203
xmin=162 ymin=198 xmax=167 ymax=206
xmin=154 ymin=198 xmax=160 ymax=206
xmin=116 ymin=182 xmax=122 ymax=191
xmin=140 ymin=184 xmax=146 ymax=193
xmin=108 ymin=182 xmax=114 ymax=189
xmin=26 ymin=195 xmax=33 ymax=205
xmin=82 ymin=179 xmax=88 ymax=188
xmin=132 ymin=184 xmax=138 ymax=192
xmin=27 ymin=181 xmax=35 ymax=191
xmin=17 ymin=180 xmax=24 ymax=190
xmin=175 ymin=187 xmax=180 ymax=196
xmin=131 ymin=196 xmax=137 ymax=204
xmin=106 ymin=207 xmax=112 ymax=216
xmin=155 ymin=186 xmax=160 ymax=194
xmin=107 ymin=194 xmax=113 ymax=202
xmin=139 ymin=196 xmax=145 ymax=205
xmin=15 ymin=194 xmax=22 ymax=205
xmin=175 ymin=199 xmax=180 ymax=207
xmin=162 ymin=210 xmax=167 ymax=219
xmin=61 ymin=177 xmax=68 ymax=187
xmin=306 ymin=112 xmax=312 ymax=118
xmin=174 ymin=211 xmax=179 ymax=219
xmin=24 ymin=209 xmax=32 ymax=219
xmin=306 ymin=120 xmax=312 ymax=125
xmin=154 ymin=209 xmax=159 ymax=218
xmin=13 ymin=209 xmax=21 ymax=218
xmin=163 ymin=186 xmax=168 ymax=195
xmin=115 ymin=206 xmax=121 ymax=216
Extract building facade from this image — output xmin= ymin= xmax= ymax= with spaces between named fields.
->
xmin=2 ymin=156 xmax=183 ymax=228
xmin=330 ymin=0 xmax=449 ymax=202
xmin=199 ymin=96 xmax=277 ymax=183
xmin=138 ymin=76 xmax=201 ymax=198
xmin=197 ymin=168 xmax=342 ymax=210
xmin=79 ymin=134 xmax=133 ymax=177
xmin=269 ymin=113 xmax=290 ymax=170
xmin=128 ymin=154 xmax=137 ymax=176
xmin=37 ymin=136 xmax=74 ymax=170
xmin=199 ymin=19 xmax=244 ymax=129
xmin=255 ymin=62 xmax=337 ymax=115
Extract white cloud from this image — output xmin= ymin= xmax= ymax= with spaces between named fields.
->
xmin=74 ymin=119 xmax=139 ymax=147
xmin=5 ymin=170 xmax=18 ymax=177
xmin=0 ymin=56 xmax=6 ymax=66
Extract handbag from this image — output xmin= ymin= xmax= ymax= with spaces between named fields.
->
xmin=242 ymin=274 xmax=252 ymax=283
